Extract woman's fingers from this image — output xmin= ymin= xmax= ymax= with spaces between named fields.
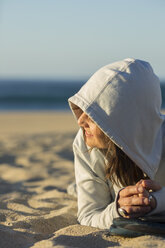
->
xmin=137 ymin=179 xmax=161 ymax=192
xmin=119 ymin=185 xmax=149 ymax=198
xmin=118 ymin=196 xmax=150 ymax=207
xmin=117 ymin=182 xmax=158 ymax=218
xmin=120 ymin=205 xmax=151 ymax=218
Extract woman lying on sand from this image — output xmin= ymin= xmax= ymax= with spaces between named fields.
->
xmin=68 ymin=58 xmax=165 ymax=229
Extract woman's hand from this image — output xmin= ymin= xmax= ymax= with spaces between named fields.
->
xmin=118 ymin=184 xmax=151 ymax=218
xmin=136 ymin=179 xmax=162 ymax=209
xmin=117 ymin=179 xmax=162 ymax=218
xmin=136 ymin=179 xmax=161 ymax=192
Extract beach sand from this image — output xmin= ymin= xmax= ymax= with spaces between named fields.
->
xmin=0 ymin=112 xmax=165 ymax=248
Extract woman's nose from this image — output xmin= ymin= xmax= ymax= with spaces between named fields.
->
xmin=77 ymin=113 xmax=88 ymax=127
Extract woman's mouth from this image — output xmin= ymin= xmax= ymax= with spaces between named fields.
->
xmin=85 ymin=131 xmax=93 ymax=137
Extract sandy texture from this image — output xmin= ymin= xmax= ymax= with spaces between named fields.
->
xmin=0 ymin=112 xmax=165 ymax=248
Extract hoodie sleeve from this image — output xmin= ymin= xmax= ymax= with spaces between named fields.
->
xmin=147 ymin=188 xmax=165 ymax=215
xmin=73 ymin=130 xmax=120 ymax=230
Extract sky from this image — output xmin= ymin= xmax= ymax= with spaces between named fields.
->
xmin=0 ymin=0 xmax=165 ymax=80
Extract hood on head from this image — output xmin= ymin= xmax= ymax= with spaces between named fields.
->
xmin=68 ymin=58 xmax=164 ymax=179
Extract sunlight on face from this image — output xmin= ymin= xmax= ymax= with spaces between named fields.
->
xmin=77 ymin=111 xmax=108 ymax=149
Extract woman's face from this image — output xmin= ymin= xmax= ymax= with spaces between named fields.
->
xmin=77 ymin=111 xmax=108 ymax=149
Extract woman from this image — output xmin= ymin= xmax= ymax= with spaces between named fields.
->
xmin=68 ymin=58 xmax=165 ymax=230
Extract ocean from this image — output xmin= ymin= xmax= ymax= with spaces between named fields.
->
xmin=0 ymin=79 xmax=165 ymax=111
xmin=0 ymin=79 xmax=84 ymax=111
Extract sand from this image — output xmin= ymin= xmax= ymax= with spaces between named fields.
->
xmin=0 ymin=111 xmax=165 ymax=248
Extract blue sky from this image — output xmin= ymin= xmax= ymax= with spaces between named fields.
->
xmin=0 ymin=0 xmax=165 ymax=80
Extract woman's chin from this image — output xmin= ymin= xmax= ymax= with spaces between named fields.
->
xmin=85 ymin=141 xmax=94 ymax=148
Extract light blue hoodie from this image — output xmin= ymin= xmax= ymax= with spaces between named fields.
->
xmin=68 ymin=58 xmax=165 ymax=229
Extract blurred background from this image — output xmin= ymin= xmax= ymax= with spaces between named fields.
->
xmin=0 ymin=0 xmax=165 ymax=111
